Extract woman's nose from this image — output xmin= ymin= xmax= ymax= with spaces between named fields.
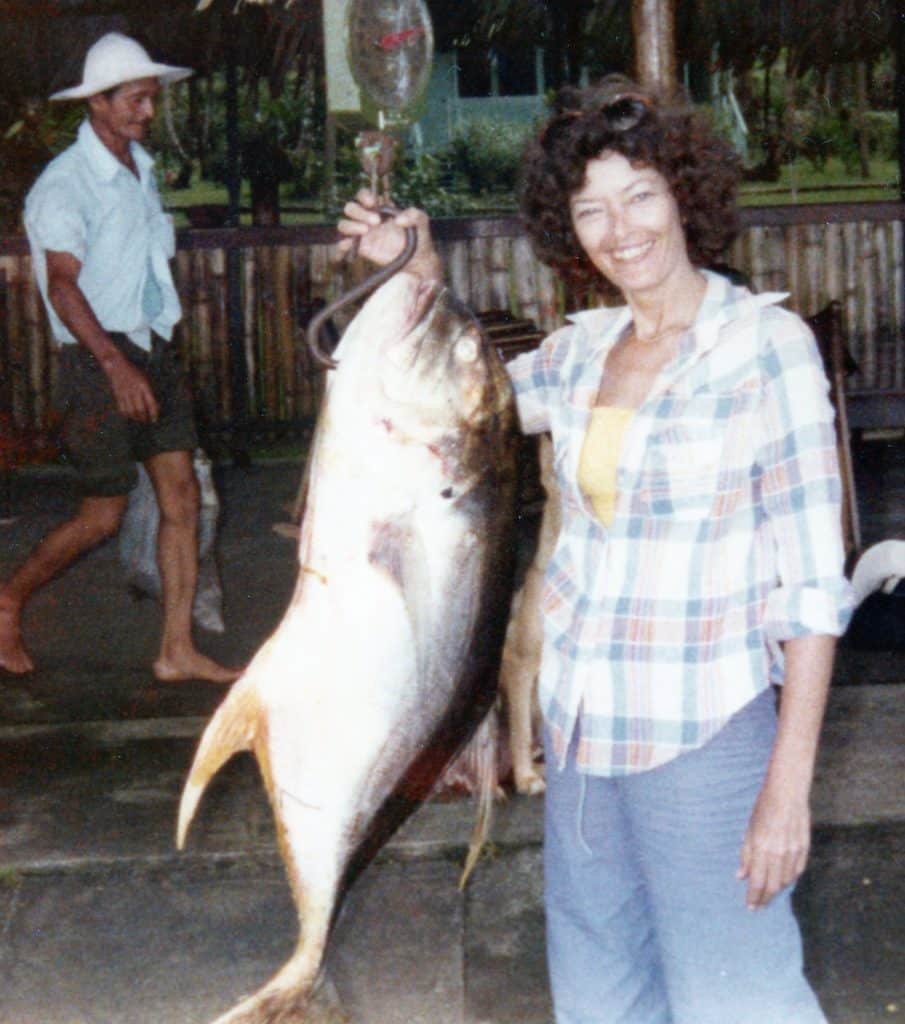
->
xmin=609 ymin=204 xmax=629 ymax=240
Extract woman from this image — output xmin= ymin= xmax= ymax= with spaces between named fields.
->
xmin=338 ymin=76 xmax=854 ymax=1024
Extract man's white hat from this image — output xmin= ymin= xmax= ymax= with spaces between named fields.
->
xmin=50 ymin=32 xmax=192 ymax=101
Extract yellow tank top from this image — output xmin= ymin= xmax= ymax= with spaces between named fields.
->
xmin=578 ymin=406 xmax=634 ymax=527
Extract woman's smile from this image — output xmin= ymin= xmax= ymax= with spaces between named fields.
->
xmin=609 ymin=240 xmax=656 ymax=263
xmin=569 ymin=151 xmax=696 ymax=303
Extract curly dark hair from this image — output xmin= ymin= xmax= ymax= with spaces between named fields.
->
xmin=519 ymin=75 xmax=743 ymax=295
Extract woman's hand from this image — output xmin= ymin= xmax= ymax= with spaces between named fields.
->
xmin=336 ymin=189 xmax=443 ymax=283
xmin=737 ymin=773 xmax=811 ymax=910
xmin=738 ymin=635 xmax=835 ymax=910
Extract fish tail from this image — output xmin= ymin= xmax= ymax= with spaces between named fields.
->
xmin=458 ymin=708 xmax=500 ymax=889
xmin=207 ymin=907 xmax=334 ymax=1024
xmin=177 ymin=679 xmax=260 ymax=849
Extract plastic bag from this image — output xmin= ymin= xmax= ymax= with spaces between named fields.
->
xmin=118 ymin=449 xmax=225 ymax=632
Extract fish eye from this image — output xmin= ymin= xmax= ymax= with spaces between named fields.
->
xmin=454 ymin=335 xmax=479 ymax=363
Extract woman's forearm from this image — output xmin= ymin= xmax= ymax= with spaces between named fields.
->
xmin=767 ymin=633 xmax=836 ymax=795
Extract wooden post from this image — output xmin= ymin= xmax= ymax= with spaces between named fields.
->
xmin=631 ymin=0 xmax=678 ymax=96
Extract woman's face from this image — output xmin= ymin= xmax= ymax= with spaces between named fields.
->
xmin=569 ymin=151 xmax=693 ymax=300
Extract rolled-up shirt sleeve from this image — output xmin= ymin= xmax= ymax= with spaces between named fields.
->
xmin=755 ymin=312 xmax=856 ymax=642
xmin=24 ymin=181 xmax=87 ymax=264
xmin=505 ymin=325 xmax=572 ymax=435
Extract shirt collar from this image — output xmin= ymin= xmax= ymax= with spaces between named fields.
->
xmin=564 ymin=268 xmax=789 ymax=362
xmin=76 ymin=119 xmax=155 ymax=184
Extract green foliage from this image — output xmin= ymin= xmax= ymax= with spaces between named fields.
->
xmin=796 ymin=106 xmax=853 ymax=173
xmin=788 ymin=106 xmax=895 ymax=177
xmin=390 ymin=152 xmax=461 ymax=215
xmin=445 ymin=118 xmax=531 ymax=195
xmin=863 ymin=111 xmax=898 ymax=161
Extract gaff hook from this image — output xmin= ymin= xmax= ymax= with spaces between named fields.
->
xmin=306 ymin=207 xmax=418 ymax=371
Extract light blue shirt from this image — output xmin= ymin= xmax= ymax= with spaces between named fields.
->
xmin=24 ymin=119 xmax=181 ymax=350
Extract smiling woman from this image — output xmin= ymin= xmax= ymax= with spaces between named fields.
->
xmin=337 ymin=71 xmax=855 ymax=1024
xmin=568 ymin=154 xmax=693 ymax=307
xmin=520 ymin=76 xmax=741 ymax=298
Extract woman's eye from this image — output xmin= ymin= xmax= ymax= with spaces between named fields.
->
xmin=632 ymin=190 xmax=653 ymax=203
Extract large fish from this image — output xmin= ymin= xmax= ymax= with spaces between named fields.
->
xmin=177 ymin=270 xmax=518 ymax=1024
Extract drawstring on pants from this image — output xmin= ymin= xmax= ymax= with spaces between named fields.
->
xmin=576 ymin=769 xmax=593 ymax=857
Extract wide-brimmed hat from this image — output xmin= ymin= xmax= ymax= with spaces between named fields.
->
xmin=50 ymin=32 xmax=192 ymax=101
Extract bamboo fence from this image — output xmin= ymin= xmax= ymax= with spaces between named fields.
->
xmin=1 ymin=201 xmax=904 ymax=448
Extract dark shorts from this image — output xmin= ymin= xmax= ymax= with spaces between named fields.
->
xmin=56 ymin=333 xmax=198 ymax=497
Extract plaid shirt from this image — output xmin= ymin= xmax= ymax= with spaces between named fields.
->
xmin=507 ymin=270 xmax=855 ymax=776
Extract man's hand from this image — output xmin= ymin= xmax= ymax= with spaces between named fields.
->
xmin=102 ymin=351 xmax=159 ymax=423
xmin=45 ymin=248 xmax=159 ymax=422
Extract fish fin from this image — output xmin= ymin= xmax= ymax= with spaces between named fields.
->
xmin=370 ymin=515 xmax=486 ymax=694
xmin=458 ymin=706 xmax=500 ymax=889
xmin=176 ymin=680 xmax=259 ymax=849
xmin=369 ymin=516 xmax=433 ymax=680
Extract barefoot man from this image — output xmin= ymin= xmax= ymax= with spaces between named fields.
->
xmin=0 ymin=33 xmax=238 ymax=684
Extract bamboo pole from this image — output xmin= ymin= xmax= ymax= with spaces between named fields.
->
xmin=208 ymin=246 xmax=229 ymax=425
xmin=446 ymin=240 xmax=469 ymax=306
xmin=874 ymin=223 xmax=892 ymax=389
xmin=468 ymin=237 xmax=490 ymax=312
xmin=510 ymin=237 xmax=540 ymax=327
xmin=858 ymin=222 xmax=877 ymax=388
xmin=841 ymin=222 xmax=860 ymax=386
xmin=892 ymin=221 xmax=905 ymax=390
xmin=274 ymin=245 xmax=295 ymax=421
xmin=242 ymin=248 xmax=257 ymax=418
xmin=256 ymin=246 xmax=279 ymax=422
xmin=6 ymin=256 xmax=25 ymax=428
xmin=23 ymin=263 xmax=43 ymax=425
xmin=489 ymin=237 xmax=511 ymax=312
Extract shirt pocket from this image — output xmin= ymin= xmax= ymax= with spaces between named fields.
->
xmin=635 ymin=387 xmax=759 ymax=522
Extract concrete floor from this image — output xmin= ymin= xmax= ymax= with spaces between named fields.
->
xmin=1 ymin=436 xmax=903 ymax=1024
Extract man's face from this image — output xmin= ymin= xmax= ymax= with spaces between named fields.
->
xmin=88 ymin=77 xmax=160 ymax=147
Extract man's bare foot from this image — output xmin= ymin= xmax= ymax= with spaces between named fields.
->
xmin=153 ymin=649 xmax=242 ymax=685
xmin=0 ymin=599 xmax=34 ymax=674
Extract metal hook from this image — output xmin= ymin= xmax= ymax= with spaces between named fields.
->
xmin=307 ymin=206 xmax=418 ymax=371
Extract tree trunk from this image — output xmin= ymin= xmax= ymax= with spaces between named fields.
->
xmin=855 ymin=60 xmax=871 ymax=180
xmin=251 ymin=179 xmax=281 ymax=226
xmin=898 ymin=0 xmax=905 ymax=201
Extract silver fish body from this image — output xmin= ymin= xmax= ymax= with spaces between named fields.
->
xmin=177 ymin=271 xmax=518 ymax=1024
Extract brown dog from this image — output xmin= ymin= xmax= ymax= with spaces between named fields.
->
xmin=499 ymin=433 xmax=557 ymax=794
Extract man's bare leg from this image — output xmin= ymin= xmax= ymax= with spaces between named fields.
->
xmin=145 ymin=450 xmax=239 ymax=684
xmin=0 ymin=495 xmax=128 ymax=674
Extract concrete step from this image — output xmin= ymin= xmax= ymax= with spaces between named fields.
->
xmin=1 ymin=826 xmax=902 ymax=1024
xmin=2 ymin=683 xmax=903 ymax=875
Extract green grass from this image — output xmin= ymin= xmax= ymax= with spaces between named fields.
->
xmin=163 ymin=181 xmax=324 ymax=227
xmin=164 ymin=156 xmax=901 ymax=225
xmin=740 ymin=157 xmax=899 ymax=205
